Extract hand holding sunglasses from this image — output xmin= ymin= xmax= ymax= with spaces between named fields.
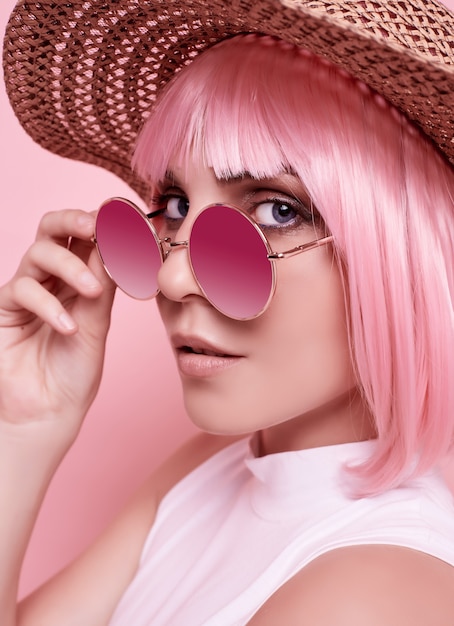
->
xmin=0 ymin=208 xmax=115 ymax=431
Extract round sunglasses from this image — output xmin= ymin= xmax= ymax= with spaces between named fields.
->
xmin=94 ymin=198 xmax=333 ymax=320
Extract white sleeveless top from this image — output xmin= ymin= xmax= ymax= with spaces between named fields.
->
xmin=108 ymin=438 xmax=454 ymax=625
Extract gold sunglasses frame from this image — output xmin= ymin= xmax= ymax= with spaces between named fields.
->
xmin=94 ymin=198 xmax=334 ymax=320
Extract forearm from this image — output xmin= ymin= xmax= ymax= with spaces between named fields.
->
xmin=0 ymin=420 xmax=75 ymax=626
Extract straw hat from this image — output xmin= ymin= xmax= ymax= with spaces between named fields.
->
xmin=3 ymin=0 xmax=454 ymax=202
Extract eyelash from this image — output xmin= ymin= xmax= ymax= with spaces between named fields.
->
xmin=249 ymin=196 xmax=316 ymax=229
xmin=150 ymin=192 xmax=318 ymax=230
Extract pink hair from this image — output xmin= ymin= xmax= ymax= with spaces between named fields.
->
xmin=133 ymin=35 xmax=454 ymax=495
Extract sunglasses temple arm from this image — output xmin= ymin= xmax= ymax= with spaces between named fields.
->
xmin=146 ymin=209 xmax=164 ymax=218
xmin=268 ymin=235 xmax=334 ymax=260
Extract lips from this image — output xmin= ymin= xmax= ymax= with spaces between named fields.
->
xmin=180 ymin=345 xmax=231 ymax=358
xmin=171 ymin=333 xmax=240 ymax=358
xmin=171 ymin=333 xmax=243 ymax=377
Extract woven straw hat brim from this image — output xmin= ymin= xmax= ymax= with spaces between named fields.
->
xmin=3 ymin=0 xmax=454 ymax=202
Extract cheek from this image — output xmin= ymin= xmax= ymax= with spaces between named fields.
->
xmin=260 ymin=257 xmax=354 ymax=402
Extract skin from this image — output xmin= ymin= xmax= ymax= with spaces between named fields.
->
xmin=154 ymin=158 xmax=376 ymax=452
xmin=0 ymin=160 xmax=452 ymax=624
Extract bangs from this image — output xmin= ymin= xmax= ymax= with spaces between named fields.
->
xmin=132 ymin=36 xmax=320 ymax=185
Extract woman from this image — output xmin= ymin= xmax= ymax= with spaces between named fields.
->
xmin=2 ymin=1 xmax=454 ymax=624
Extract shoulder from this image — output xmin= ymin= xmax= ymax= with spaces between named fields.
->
xmin=248 ymin=544 xmax=454 ymax=626
xmin=18 ymin=432 xmax=240 ymax=626
xmin=116 ymin=430 xmax=243 ymax=526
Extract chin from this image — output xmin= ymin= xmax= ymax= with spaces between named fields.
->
xmin=182 ymin=394 xmax=256 ymax=437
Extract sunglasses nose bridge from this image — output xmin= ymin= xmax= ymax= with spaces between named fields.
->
xmin=161 ymin=238 xmax=189 ymax=258
xmin=156 ymin=235 xmax=211 ymax=308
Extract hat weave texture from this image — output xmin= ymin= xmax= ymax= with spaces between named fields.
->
xmin=3 ymin=0 xmax=454 ymax=202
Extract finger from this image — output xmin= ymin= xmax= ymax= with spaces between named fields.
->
xmin=20 ymin=239 xmax=103 ymax=297
xmin=68 ymin=234 xmax=99 ymax=267
xmin=2 ymin=247 xmax=116 ymax=337
xmin=36 ymin=209 xmax=95 ymax=244
xmin=32 ymin=208 xmax=115 ymax=292
xmin=69 ymin=248 xmax=117 ymax=342
xmin=5 ymin=276 xmax=79 ymax=334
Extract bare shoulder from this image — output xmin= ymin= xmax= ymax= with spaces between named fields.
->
xmin=18 ymin=431 xmax=239 ymax=626
xmin=248 ymin=544 xmax=454 ymax=626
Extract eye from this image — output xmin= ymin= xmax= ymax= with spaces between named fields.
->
xmin=164 ymin=196 xmax=189 ymax=219
xmin=253 ymin=200 xmax=299 ymax=227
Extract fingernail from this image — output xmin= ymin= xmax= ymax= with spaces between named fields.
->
xmin=77 ymin=215 xmax=95 ymax=230
xmin=58 ymin=311 xmax=77 ymax=331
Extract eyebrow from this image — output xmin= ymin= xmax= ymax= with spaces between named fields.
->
xmin=216 ymin=166 xmax=301 ymax=183
xmin=161 ymin=166 xmax=300 ymax=186
xmin=160 ymin=169 xmax=259 ymax=186
xmin=217 ymin=171 xmax=261 ymax=183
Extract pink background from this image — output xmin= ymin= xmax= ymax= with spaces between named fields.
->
xmin=1 ymin=0 xmax=454 ymax=599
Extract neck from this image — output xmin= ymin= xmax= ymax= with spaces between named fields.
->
xmin=257 ymin=387 xmax=376 ymax=457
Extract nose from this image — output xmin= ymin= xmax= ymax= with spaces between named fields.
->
xmin=157 ymin=233 xmax=205 ymax=305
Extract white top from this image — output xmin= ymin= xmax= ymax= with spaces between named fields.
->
xmin=108 ymin=438 xmax=454 ymax=625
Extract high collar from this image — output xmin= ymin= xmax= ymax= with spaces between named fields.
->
xmin=244 ymin=439 xmax=377 ymax=521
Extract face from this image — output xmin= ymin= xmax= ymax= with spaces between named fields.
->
xmin=154 ymin=158 xmax=373 ymax=453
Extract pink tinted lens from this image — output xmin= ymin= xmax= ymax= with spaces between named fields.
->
xmin=190 ymin=205 xmax=273 ymax=319
xmin=95 ymin=199 xmax=162 ymax=299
